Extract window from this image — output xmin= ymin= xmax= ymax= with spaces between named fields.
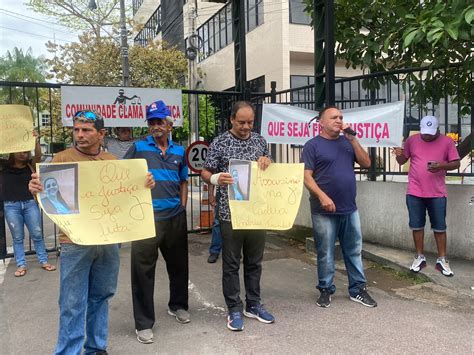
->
xmin=192 ymin=1 xmax=263 ymax=62
xmin=41 ymin=113 xmax=50 ymax=127
xmin=289 ymin=0 xmax=311 ymax=25
xmin=134 ymin=5 xmax=162 ymax=47
xmin=290 ymin=75 xmax=315 ymax=108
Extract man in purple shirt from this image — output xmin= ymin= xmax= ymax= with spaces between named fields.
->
xmin=394 ymin=115 xmax=460 ymax=276
xmin=302 ymin=106 xmax=377 ymax=308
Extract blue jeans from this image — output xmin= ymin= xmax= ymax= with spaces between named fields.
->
xmin=4 ymin=199 xmax=48 ymax=267
xmin=209 ymin=209 xmax=222 ymax=255
xmin=311 ymin=210 xmax=367 ymax=297
xmin=55 ymin=243 xmax=120 ymax=355
xmin=406 ymin=195 xmax=447 ymax=232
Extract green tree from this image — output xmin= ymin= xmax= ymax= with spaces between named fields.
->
xmin=0 ymin=47 xmax=48 ymax=82
xmin=303 ymin=0 xmax=473 ymax=110
xmin=26 ymin=0 xmax=126 ymax=38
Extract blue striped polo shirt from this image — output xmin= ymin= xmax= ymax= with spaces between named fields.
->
xmin=124 ymin=135 xmax=188 ymax=220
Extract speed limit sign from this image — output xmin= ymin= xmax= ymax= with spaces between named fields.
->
xmin=186 ymin=140 xmax=209 ymax=173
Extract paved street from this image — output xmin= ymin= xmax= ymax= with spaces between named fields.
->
xmin=1 ymin=233 xmax=472 ymax=354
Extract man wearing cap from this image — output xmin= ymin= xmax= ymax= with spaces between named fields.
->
xmin=394 ymin=115 xmax=460 ymax=276
xmin=28 ymin=110 xmax=155 ymax=354
xmin=124 ymin=100 xmax=189 ymax=344
xmin=302 ymin=106 xmax=377 ymax=309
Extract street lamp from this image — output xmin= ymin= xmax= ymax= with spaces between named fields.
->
xmin=88 ymin=0 xmax=130 ymax=86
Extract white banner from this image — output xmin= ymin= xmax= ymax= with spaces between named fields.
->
xmin=61 ymin=86 xmax=183 ymax=127
xmin=261 ymin=101 xmax=404 ymax=147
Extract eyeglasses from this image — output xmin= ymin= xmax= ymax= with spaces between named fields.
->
xmin=74 ymin=110 xmax=99 ymax=120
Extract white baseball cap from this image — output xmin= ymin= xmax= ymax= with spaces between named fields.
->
xmin=420 ymin=115 xmax=439 ymax=135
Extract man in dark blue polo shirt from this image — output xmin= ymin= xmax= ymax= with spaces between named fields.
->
xmin=302 ymin=106 xmax=377 ymax=309
xmin=124 ymin=100 xmax=189 ymax=345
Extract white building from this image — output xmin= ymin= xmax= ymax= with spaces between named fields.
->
xmin=132 ymin=0 xmax=359 ymax=93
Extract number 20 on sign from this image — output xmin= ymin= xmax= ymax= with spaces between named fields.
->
xmin=186 ymin=140 xmax=209 ymax=173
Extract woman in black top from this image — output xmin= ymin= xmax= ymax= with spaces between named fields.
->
xmin=0 ymin=131 xmax=56 ymax=277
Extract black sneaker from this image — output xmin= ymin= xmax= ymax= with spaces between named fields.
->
xmin=350 ymin=289 xmax=377 ymax=307
xmin=316 ymin=289 xmax=331 ymax=308
xmin=207 ymin=253 xmax=219 ymax=263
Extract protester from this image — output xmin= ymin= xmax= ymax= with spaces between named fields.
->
xmin=302 ymin=106 xmax=377 ymax=308
xmin=207 ymin=184 xmax=222 ymax=263
xmin=393 ymin=115 xmax=460 ymax=276
xmin=104 ymin=127 xmax=136 ymax=159
xmin=124 ymin=100 xmax=189 ymax=344
xmin=201 ymin=101 xmax=275 ymax=332
xmin=0 ymin=131 xmax=55 ymax=277
xmin=29 ymin=110 xmax=155 ymax=354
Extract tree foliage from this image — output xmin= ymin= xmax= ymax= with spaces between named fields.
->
xmin=303 ymin=0 xmax=473 ymax=113
xmin=46 ymin=33 xmax=187 ymax=88
xmin=26 ymin=0 xmax=127 ymax=38
xmin=0 ymin=47 xmax=47 ymax=82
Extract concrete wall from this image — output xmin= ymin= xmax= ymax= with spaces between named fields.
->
xmin=295 ymin=181 xmax=474 ymax=260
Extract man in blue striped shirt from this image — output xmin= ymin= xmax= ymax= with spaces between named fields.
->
xmin=124 ymin=100 xmax=189 ymax=345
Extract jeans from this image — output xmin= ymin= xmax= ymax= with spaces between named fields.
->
xmin=55 ymin=243 xmax=120 ymax=355
xmin=209 ymin=208 xmax=222 ymax=255
xmin=406 ymin=194 xmax=447 ymax=232
xmin=311 ymin=210 xmax=367 ymax=297
xmin=4 ymin=199 xmax=48 ymax=267
xmin=220 ymin=220 xmax=266 ymax=313
xmin=131 ymin=211 xmax=188 ymax=330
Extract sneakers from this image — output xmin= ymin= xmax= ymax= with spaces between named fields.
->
xmin=410 ymin=255 xmax=426 ymax=273
xmin=207 ymin=253 xmax=219 ymax=263
xmin=316 ymin=289 xmax=331 ymax=308
xmin=350 ymin=289 xmax=378 ymax=308
xmin=135 ymin=329 xmax=153 ymax=344
xmin=167 ymin=309 xmax=191 ymax=324
xmin=243 ymin=304 xmax=275 ymax=324
xmin=227 ymin=311 xmax=244 ymax=331
xmin=436 ymin=257 xmax=454 ymax=277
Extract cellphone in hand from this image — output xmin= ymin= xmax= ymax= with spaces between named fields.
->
xmin=427 ymin=161 xmax=436 ymax=168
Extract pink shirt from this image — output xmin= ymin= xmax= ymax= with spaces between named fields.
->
xmin=403 ymin=134 xmax=460 ymax=197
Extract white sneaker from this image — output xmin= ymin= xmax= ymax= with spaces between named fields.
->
xmin=409 ymin=255 xmax=426 ymax=272
xmin=436 ymin=257 xmax=454 ymax=277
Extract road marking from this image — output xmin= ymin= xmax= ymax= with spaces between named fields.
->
xmin=188 ymin=280 xmax=226 ymax=313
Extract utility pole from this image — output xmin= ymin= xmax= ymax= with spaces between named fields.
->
xmin=120 ymin=0 xmax=130 ymax=86
xmin=88 ymin=0 xmax=130 ymax=86
xmin=187 ymin=0 xmax=199 ymax=142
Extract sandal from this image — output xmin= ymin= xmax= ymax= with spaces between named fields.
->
xmin=41 ymin=263 xmax=57 ymax=271
xmin=14 ymin=267 xmax=27 ymax=277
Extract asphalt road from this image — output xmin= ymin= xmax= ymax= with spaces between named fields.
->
xmin=0 ymin=233 xmax=472 ymax=354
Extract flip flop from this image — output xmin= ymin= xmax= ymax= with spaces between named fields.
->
xmin=41 ymin=263 xmax=57 ymax=271
xmin=14 ymin=267 xmax=27 ymax=277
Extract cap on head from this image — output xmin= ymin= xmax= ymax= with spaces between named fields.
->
xmin=73 ymin=110 xmax=104 ymax=130
xmin=119 ymin=89 xmax=124 ymax=94
xmin=420 ymin=115 xmax=439 ymax=135
xmin=146 ymin=100 xmax=173 ymax=123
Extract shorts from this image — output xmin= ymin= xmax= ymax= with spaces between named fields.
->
xmin=406 ymin=194 xmax=447 ymax=232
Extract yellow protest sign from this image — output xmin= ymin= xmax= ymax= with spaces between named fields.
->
xmin=37 ymin=159 xmax=155 ymax=245
xmin=0 ymin=105 xmax=35 ymax=154
xmin=229 ymin=162 xmax=304 ymax=230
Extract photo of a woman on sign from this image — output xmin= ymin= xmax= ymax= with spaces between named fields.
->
xmin=228 ymin=160 xmax=251 ymax=201
xmin=39 ymin=164 xmax=79 ymax=215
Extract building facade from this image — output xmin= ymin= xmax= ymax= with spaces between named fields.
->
xmin=132 ymin=0 xmax=360 ymax=93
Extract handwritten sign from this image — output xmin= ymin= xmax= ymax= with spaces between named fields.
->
xmin=0 ymin=105 xmax=34 ymax=154
xmin=37 ymin=159 xmax=155 ymax=245
xmin=229 ymin=162 xmax=304 ymax=230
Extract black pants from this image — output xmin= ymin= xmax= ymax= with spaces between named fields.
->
xmin=131 ymin=211 xmax=188 ymax=330
xmin=220 ymin=220 xmax=266 ymax=313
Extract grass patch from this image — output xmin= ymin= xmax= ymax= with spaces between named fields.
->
xmin=370 ymin=264 xmax=430 ymax=285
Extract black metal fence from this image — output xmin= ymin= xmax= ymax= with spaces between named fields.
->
xmin=1 ymin=66 xmax=473 ymax=259
xmin=252 ymin=66 xmax=473 ymax=181
xmin=0 ymin=81 xmax=242 ymax=259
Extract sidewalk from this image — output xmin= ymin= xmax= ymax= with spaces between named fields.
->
xmin=305 ymin=235 xmax=473 ymax=298
xmin=362 ymin=242 xmax=474 ymax=298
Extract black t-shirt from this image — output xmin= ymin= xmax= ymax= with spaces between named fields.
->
xmin=0 ymin=159 xmax=34 ymax=201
